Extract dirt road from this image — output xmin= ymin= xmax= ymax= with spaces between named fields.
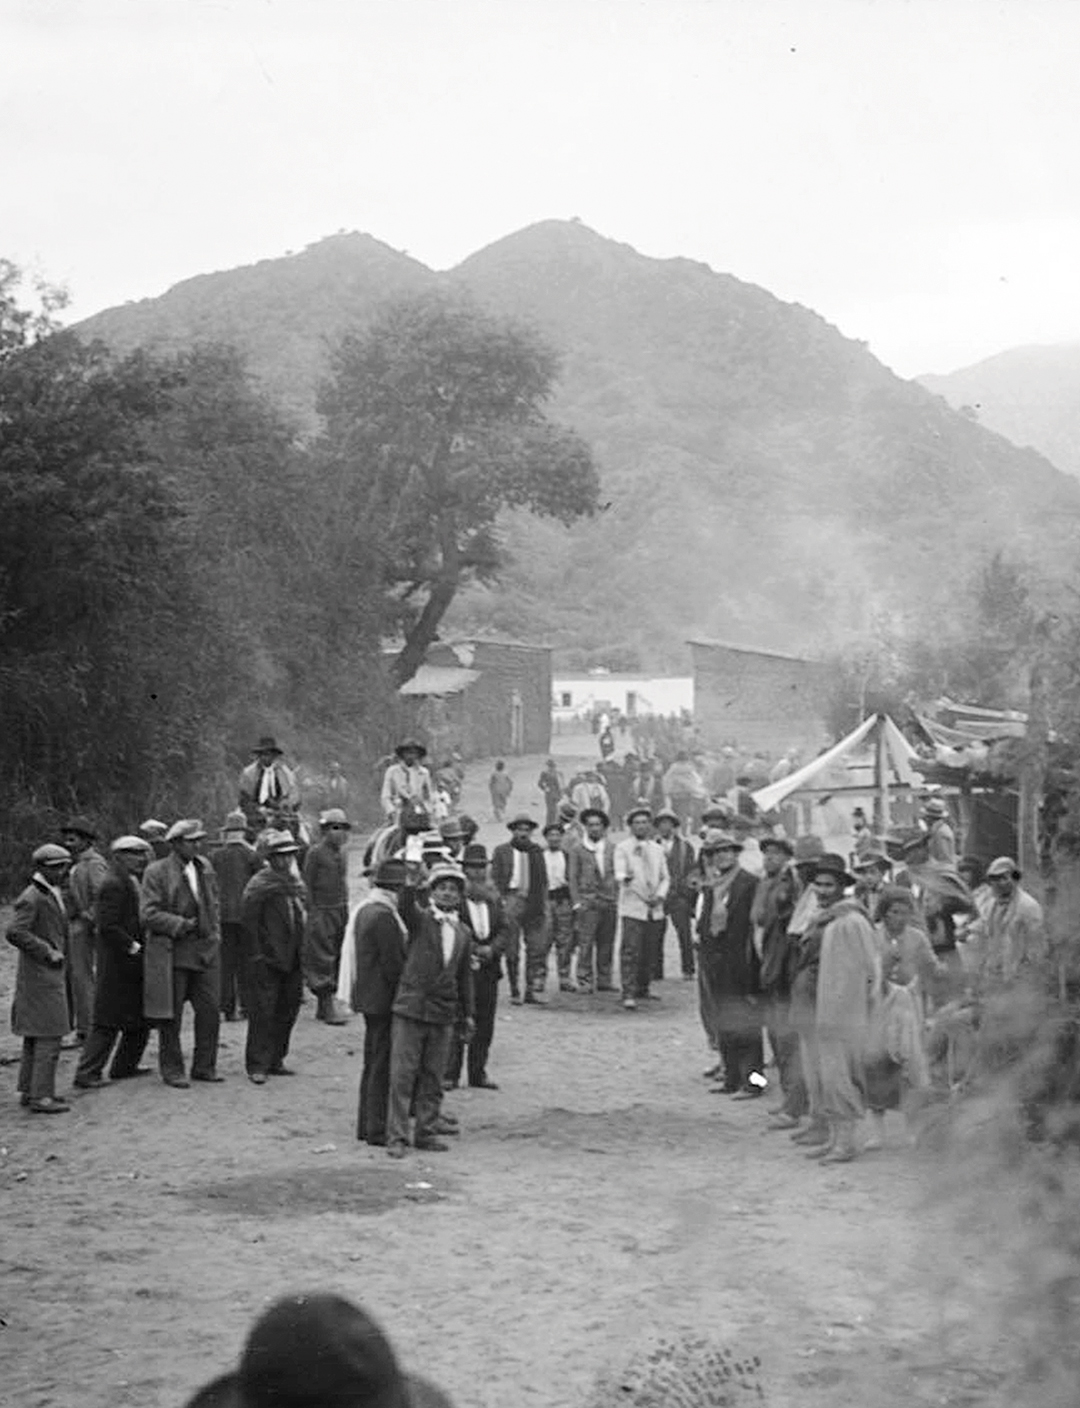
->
xmin=0 ymin=738 xmax=1016 ymax=1407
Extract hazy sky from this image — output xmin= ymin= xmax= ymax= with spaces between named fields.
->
xmin=5 ymin=0 xmax=1079 ymax=376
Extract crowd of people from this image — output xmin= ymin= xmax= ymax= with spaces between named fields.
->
xmin=6 ymin=728 xmax=1049 ymax=1170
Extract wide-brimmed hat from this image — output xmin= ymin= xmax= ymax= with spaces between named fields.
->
xmin=166 ymin=818 xmax=207 ymax=843
xmin=625 ymin=805 xmax=653 ymax=826
xmin=319 ymin=808 xmax=351 ymax=829
xmin=579 ymin=807 xmax=610 ymax=828
xmin=879 ymin=885 xmax=916 ymax=911
xmin=792 ymin=834 xmax=826 ymax=866
xmin=700 ymin=829 xmax=742 ymax=853
xmin=701 ymin=803 xmax=732 ymax=822
xmin=812 ymin=853 xmax=856 ymax=887
xmin=654 ymin=808 xmax=680 ymax=826
xmin=427 ymin=862 xmax=466 ymax=890
xmin=438 ymin=818 xmax=465 ymax=840
xmin=61 ymin=815 xmax=97 ymax=839
xmin=922 ymin=797 xmax=949 ymax=819
xmin=507 ymin=813 xmax=537 ymax=831
xmin=542 ymin=821 xmax=565 ymax=837
xmin=111 ymin=835 xmax=152 ymax=855
xmin=557 ymin=801 xmax=578 ymax=820
xmin=374 ymin=858 xmax=408 ymax=889
xmin=986 ymin=855 xmax=1021 ymax=880
xmin=760 ymin=835 xmax=794 ymax=856
xmin=252 ymin=735 xmax=283 ymax=756
xmin=462 ymin=843 xmax=488 ymax=867
xmin=262 ymin=829 xmax=300 ymax=856
xmin=853 ymin=849 xmax=890 ymax=872
xmin=33 ymin=843 xmax=72 ymax=867
xmin=395 ymin=738 xmax=427 ymax=759
xmin=223 ymin=810 xmax=248 ymax=833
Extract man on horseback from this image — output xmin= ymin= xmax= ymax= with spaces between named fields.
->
xmin=239 ymin=736 xmax=301 ymax=833
xmin=380 ymin=740 xmax=435 ymax=825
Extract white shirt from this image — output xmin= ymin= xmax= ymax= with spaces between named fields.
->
xmin=613 ymin=837 xmax=670 ymax=920
xmin=184 ymin=860 xmax=201 ymax=903
xmin=544 ymin=849 xmax=567 ymax=891
xmin=33 ymin=872 xmax=65 ymax=912
xmin=465 ymin=898 xmax=489 ymax=941
xmin=580 ymin=836 xmax=605 ymax=871
xmin=432 ymin=907 xmax=457 ymax=965
xmin=510 ymin=849 xmax=527 ymax=891
xmin=257 ymin=765 xmax=278 ymax=805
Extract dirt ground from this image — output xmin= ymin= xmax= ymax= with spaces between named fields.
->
xmin=0 ymin=734 xmax=1021 ymax=1408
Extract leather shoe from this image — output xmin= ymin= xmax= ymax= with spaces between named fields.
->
xmin=163 ymin=1076 xmax=191 ymax=1089
xmin=268 ymin=1065 xmax=295 ymax=1076
xmin=431 ymin=1119 xmax=459 ymax=1136
xmin=702 ymin=1065 xmax=722 ymax=1079
xmin=191 ymin=1072 xmax=225 ymax=1083
xmin=523 ymin=992 xmax=546 ymax=1005
xmin=248 ymin=1072 xmax=267 ymax=1085
xmin=414 ymin=1138 xmax=450 ymax=1152
xmin=111 ymin=1067 xmax=151 ymax=1080
xmin=73 ymin=1076 xmax=106 ymax=1090
xmin=366 ymin=1135 xmax=387 ymax=1147
xmin=469 ymin=1077 xmax=499 ymax=1090
xmin=28 ymin=1096 xmax=70 ymax=1114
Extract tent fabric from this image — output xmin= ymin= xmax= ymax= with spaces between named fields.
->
xmin=751 ymin=713 xmax=918 ymax=813
xmin=398 ymin=666 xmax=480 ymax=698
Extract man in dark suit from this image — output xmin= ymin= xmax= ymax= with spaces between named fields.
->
xmin=490 ymin=815 xmax=549 ymax=1005
xmin=448 ymin=843 xmax=508 ymax=1090
xmin=241 ymin=830 xmax=307 ymax=1084
xmin=7 ymin=844 xmax=73 ymax=1113
xmin=346 ymin=858 xmax=408 ymax=1146
xmin=695 ymin=829 xmax=763 ymax=1096
xmin=386 ymin=864 xmax=475 ymax=1157
xmin=655 ymin=808 xmax=697 ymax=979
xmin=140 ymin=818 xmax=223 ymax=1088
xmin=73 ymin=835 xmax=153 ymax=1088
xmin=567 ymin=807 xmax=618 ymax=993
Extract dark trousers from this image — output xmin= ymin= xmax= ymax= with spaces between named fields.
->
xmin=576 ymin=900 xmax=616 ymax=989
xmin=387 ymin=1015 xmax=452 ymax=1147
xmin=719 ymin=1029 xmax=766 ymax=1092
xmin=219 ymin=920 xmax=249 ymax=1018
xmin=158 ymin=963 xmax=221 ymax=1080
xmin=357 ymin=1012 xmax=393 ymax=1143
xmin=17 ymin=1036 xmax=62 ymax=1101
xmin=75 ymin=1023 xmax=150 ymax=1082
xmin=303 ymin=906 xmax=347 ymax=995
xmin=666 ymin=897 xmax=695 ymax=976
xmin=446 ymin=966 xmax=499 ymax=1086
xmin=245 ymin=959 xmax=302 ymax=1075
xmin=68 ymin=921 xmax=96 ymax=1037
xmin=548 ymin=893 xmax=576 ymax=981
xmin=768 ymin=1015 xmax=808 ymax=1116
xmin=619 ymin=916 xmax=665 ymax=998
xmin=504 ymin=895 xmax=550 ymax=997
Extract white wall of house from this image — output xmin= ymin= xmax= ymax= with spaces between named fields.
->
xmin=552 ymin=674 xmax=693 ymax=719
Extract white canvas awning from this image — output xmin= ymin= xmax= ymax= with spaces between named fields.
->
xmin=752 ymin=713 xmax=918 ymax=812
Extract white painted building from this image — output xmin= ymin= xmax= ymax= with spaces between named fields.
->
xmin=552 ymin=672 xmax=693 ymax=722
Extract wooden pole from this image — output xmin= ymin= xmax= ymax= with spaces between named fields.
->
xmin=873 ymin=712 xmax=888 ymax=840
xmin=1018 ymin=656 xmax=1049 ymax=901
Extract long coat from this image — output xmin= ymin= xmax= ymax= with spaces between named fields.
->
xmin=490 ymin=841 xmax=548 ymax=926
xmin=696 ymin=868 xmax=760 ymax=1034
xmin=348 ymin=896 xmax=407 ymax=1015
xmin=392 ymin=891 xmax=474 ymax=1027
xmin=240 ymin=869 xmax=306 ymax=972
xmin=7 ymin=880 xmax=72 ymax=1038
xmin=94 ymin=866 xmax=147 ymax=1029
xmin=140 ymin=852 xmax=221 ymax=1019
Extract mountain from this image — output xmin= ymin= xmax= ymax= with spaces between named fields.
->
xmin=919 ymin=344 xmax=1080 ymax=480
xmin=75 ymin=222 xmax=1080 ymax=668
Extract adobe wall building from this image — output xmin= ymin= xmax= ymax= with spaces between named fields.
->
xmin=689 ymin=639 xmax=831 ymax=757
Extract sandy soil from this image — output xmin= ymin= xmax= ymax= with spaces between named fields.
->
xmin=0 ymin=735 xmax=1018 ymax=1408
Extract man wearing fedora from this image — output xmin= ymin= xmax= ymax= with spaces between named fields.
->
xmin=386 ymin=864 xmax=475 ymax=1156
xmin=241 ymin=830 xmax=308 ymax=1084
xmin=448 ymin=843 xmax=508 ymax=1089
xmin=211 ymin=810 xmax=260 ymax=1022
xmin=614 ymin=807 xmax=670 ymax=1009
xmin=967 ymin=855 xmax=1046 ymax=988
xmin=141 ymin=820 xmax=224 ymax=1087
xmin=567 ymin=806 xmax=618 ymax=993
xmin=805 ymin=852 xmax=881 ymax=1162
xmin=655 ymin=808 xmax=697 ymax=980
xmin=852 ymin=849 xmax=894 ymax=921
xmin=73 ymin=835 xmax=154 ymax=1089
xmin=491 ymin=814 xmax=549 ymax=1004
xmin=380 ymin=739 xmax=435 ymax=824
xmin=302 ymin=808 xmax=352 ymax=1025
xmin=239 ymin=737 xmax=301 ymax=830
xmin=60 ymin=815 xmax=108 ymax=1043
xmin=695 ymin=829 xmax=762 ymax=1095
xmin=345 ymin=858 xmax=409 ymax=1144
xmin=7 ymin=844 xmax=74 ymax=1113
xmin=922 ymin=796 xmax=957 ymax=866
xmin=541 ymin=821 xmax=577 ymax=993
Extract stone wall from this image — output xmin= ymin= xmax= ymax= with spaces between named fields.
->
xmin=690 ymin=640 xmax=830 ymax=756
xmin=419 ymin=638 xmax=552 ymax=761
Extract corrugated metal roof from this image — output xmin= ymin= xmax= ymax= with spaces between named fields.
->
xmin=398 ymin=665 xmax=481 ymax=697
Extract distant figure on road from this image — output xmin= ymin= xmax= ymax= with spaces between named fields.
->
xmin=537 ymin=757 xmax=564 ymax=826
xmin=598 ymin=724 xmax=615 ymax=760
xmin=571 ymin=769 xmax=610 ymax=817
xmin=489 ymin=759 xmax=513 ymax=821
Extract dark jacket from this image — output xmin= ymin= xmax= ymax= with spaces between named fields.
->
xmin=696 ymin=868 xmax=760 ymax=998
xmin=567 ymin=838 xmax=617 ymax=907
xmin=302 ymin=839 xmax=348 ymax=910
xmin=240 ymin=869 xmax=306 ymax=973
xmin=7 ymin=879 xmax=71 ymax=1037
xmin=461 ymin=885 xmax=510 ymax=975
xmin=93 ymin=866 xmax=146 ymax=1029
xmin=141 ymin=852 xmax=221 ymax=970
xmin=211 ymin=841 xmax=260 ymax=925
xmin=490 ymin=841 xmax=548 ymax=925
xmin=349 ymin=896 xmax=407 ymax=1015
xmin=661 ymin=835 xmax=697 ymax=907
xmin=392 ymin=889 xmax=474 ymax=1026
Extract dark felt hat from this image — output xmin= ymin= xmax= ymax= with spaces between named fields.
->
xmin=625 ymin=805 xmax=653 ymax=825
xmin=759 ymin=835 xmax=795 ymax=856
xmin=61 ymin=815 xmax=97 ymax=839
xmin=462 ymin=843 xmax=488 ymax=867
xmin=507 ymin=813 xmax=538 ymax=831
xmin=653 ymin=808 xmax=680 ymax=826
xmin=812 ymin=852 xmax=856 ymax=888
xmin=252 ymin=736 xmax=283 ymax=756
xmin=578 ymin=807 xmax=610 ymax=828
xmin=374 ymin=858 xmax=408 ymax=889
xmin=395 ymin=738 xmax=427 ymax=759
